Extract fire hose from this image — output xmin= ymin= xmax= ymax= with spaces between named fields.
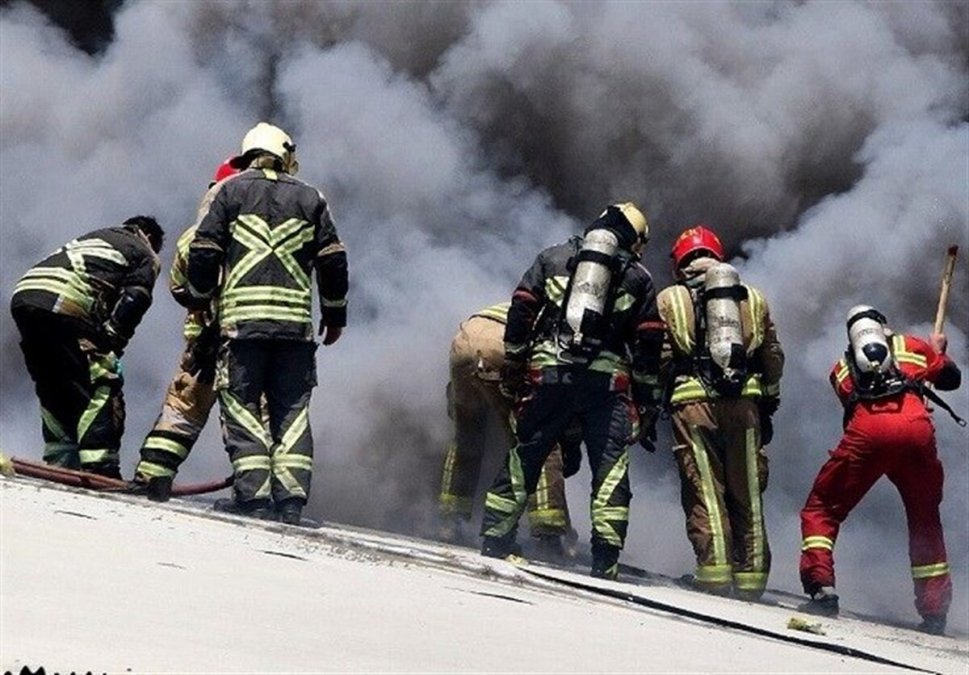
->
xmin=8 ymin=456 xmax=232 ymax=496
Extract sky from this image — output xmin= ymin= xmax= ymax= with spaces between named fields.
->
xmin=1 ymin=0 xmax=967 ymax=629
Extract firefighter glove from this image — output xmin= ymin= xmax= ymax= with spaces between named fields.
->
xmin=499 ymin=355 xmax=528 ymax=402
xmin=560 ymin=419 xmax=584 ymax=478
xmin=637 ymin=405 xmax=659 ymax=453
xmin=187 ymin=324 xmax=220 ymax=384
xmin=319 ymin=321 xmax=343 ymax=345
xmin=100 ymin=321 xmax=128 ymax=356
xmin=759 ymin=397 xmax=779 ymax=446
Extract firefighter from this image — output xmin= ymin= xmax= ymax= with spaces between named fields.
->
xmin=657 ymin=225 xmax=784 ymax=599
xmin=799 ymin=306 xmax=961 ymax=635
xmin=440 ymin=302 xmax=581 ymax=558
xmin=479 ymin=203 xmax=663 ymax=579
xmin=133 ymin=159 xmax=241 ymax=501
xmin=186 ymin=122 xmax=348 ymax=525
xmin=10 ymin=216 xmax=165 ymax=478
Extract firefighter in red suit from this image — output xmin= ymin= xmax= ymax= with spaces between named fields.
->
xmin=799 ymin=305 xmax=962 ymax=635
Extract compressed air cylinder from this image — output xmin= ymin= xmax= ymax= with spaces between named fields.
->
xmin=565 ymin=228 xmax=619 ymax=343
xmin=705 ymin=262 xmax=744 ymax=377
xmin=847 ymin=305 xmax=891 ymax=374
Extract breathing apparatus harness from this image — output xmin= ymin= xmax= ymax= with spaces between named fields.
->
xmin=843 ymin=308 xmax=966 ymax=426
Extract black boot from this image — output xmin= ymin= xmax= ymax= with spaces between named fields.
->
xmin=917 ymin=615 xmax=946 ymax=636
xmin=590 ymin=543 xmax=620 ymax=581
xmin=481 ymin=535 xmax=521 ymax=560
xmin=145 ymin=476 xmax=173 ymax=502
xmin=277 ymin=499 xmax=304 ymax=526
xmin=83 ymin=462 xmax=122 ymax=480
xmin=798 ymin=586 xmax=839 ymax=617
xmin=213 ymin=498 xmax=273 ymax=521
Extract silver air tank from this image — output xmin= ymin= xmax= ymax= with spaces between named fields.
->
xmin=565 ymin=228 xmax=619 ymax=346
xmin=705 ymin=262 xmax=744 ymax=379
xmin=847 ymin=305 xmax=891 ymax=374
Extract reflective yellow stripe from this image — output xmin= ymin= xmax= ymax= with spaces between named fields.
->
xmin=143 ymin=436 xmax=189 ymax=459
xmin=273 ymin=455 xmax=314 ymax=471
xmin=668 ymin=287 xmax=694 ymax=352
xmin=222 ymin=306 xmax=311 ymax=323
xmin=77 ymin=386 xmax=111 ymax=443
xmin=223 ymin=286 xmax=310 ymax=305
xmin=893 ymin=335 xmax=926 ymax=367
xmin=802 ymin=535 xmax=834 ymax=551
xmin=911 ymin=562 xmax=949 ymax=579
xmin=440 ymin=442 xmax=458 ymax=496
xmin=485 ymin=492 xmax=518 ymax=514
xmin=544 ymin=275 xmax=568 ymax=303
xmin=670 ymin=375 xmax=763 ymax=404
xmin=734 ymin=571 xmax=768 ymax=591
xmin=591 ymin=451 xmax=629 ymax=547
xmin=745 ymin=427 xmax=766 ymax=573
xmin=439 ymin=494 xmax=473 ymax=515
xmin=695 ymin=564 xmax=733 ymax=584
xmin=233 ymin=455 xmax=272 ymax=471
xmin=78 ymin=448 xmax=112 ymax=464
xmin=747 ymin=287 xmax=763 ymax=349
xmin=691 ymin=427 xmax=727 ymax=567
xmin=220 ymin=391 xmax=272 ymax=449
xmin=136 ymin=461 xmax=176 ymax=478
xmin=614 ymin=291 xmax=635 ymax=312
xmin=527 ymin=508 xmax=568 ymax=529
xmin=471 ymin=302 xmax=510 ymax=324
xmin=41 ymin=407 xmax=72 ymax=442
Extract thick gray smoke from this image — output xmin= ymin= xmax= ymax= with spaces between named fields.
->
xmin=1 ymin=1 xmax=966 ymax=630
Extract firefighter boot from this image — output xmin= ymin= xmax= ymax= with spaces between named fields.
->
xmin=277 ymin=499 xmax=304 ymax=526
xmin=591 ymin=543 xmax=620 ymax=581
xmin=799 ymin=586 xmax=840 ymax=617
xmin=481 ymin=534 xmax=522 ymax=561
xmin=213 ymin=498 xmax=274 ymax=521
xmin=145 ymin=476 xmax=173 ymax=503
xmin=918 ymin=615 xmax=946 ymax=636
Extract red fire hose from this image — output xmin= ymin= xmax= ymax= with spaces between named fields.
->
xmin=9 ymin=456 xmax=232 ymax=496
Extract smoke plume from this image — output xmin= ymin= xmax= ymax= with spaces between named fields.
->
xmin=1 ymin=0 xmax=966 ymax=630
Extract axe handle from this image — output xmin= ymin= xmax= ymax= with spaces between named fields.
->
xmin=933 ymin=246 xmax=958 ymax=334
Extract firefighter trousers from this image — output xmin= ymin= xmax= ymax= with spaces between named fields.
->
xmin=216 ymin=339 xmax=316 ymax=506
xmin=12 ymin=306 xmax=125 ymax=475
xmin=481 ymin=380 xmax=633 ymax=552
xmin=671 ymin=398 xmax=771 ymax=596
xmin=800 ymin=404 xmax=950 ymax=619
xmin=136 ymin=337 xmax=218 ymax=481
xmin=440 ymin=317 xmax=569 ymax=536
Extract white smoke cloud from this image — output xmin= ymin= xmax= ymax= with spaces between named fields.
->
xmin=1 ymin=0 xmax=966 ymax=630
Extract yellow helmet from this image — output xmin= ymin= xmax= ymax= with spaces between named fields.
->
xmin=615 ymin=202 xmax=648 ymax=244
xmin=239 ymin=122 xmax=299 ymax=175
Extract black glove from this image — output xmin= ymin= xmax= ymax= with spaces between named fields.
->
xmin=636 ymin=405 xmax=659 ymax=453
xmin=499 ymin=356 xmax=528 ymax=402
xmin=187 ymin=324 xmax=220 ymax=384
xmin=759 ymin=398 xmax=779 ymax=446
xmin=100 ymin=321 xmax=128 ymax=356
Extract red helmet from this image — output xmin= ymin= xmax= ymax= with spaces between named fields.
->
xmin=670 ymin=225 xmax=724 ymax=268
xmin=212 ymin=157 xmax=241 ymax=184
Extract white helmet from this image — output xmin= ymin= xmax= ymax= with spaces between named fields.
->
xmin=239 ymin=122 xmax=299 ymax=175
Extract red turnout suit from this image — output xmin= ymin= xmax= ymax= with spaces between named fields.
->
xmin=799 ymin=334 xmax=961 ymax=620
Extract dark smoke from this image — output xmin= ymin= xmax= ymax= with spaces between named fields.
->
xmin=1 ymin=0 xmax=966 ymax=630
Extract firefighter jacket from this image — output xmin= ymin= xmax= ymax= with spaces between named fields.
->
xmin=831 ymin=333 xmax=961 ymax=417
xmin=11 ymin=225 xmax=160 ymax=347
xmin=657 ymin=258 xmax=783 ymax=406
xmin=504 ymin=236 xmax=662 ymax=406
xmin=186 ymin=166 xmax=348 ymax=341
